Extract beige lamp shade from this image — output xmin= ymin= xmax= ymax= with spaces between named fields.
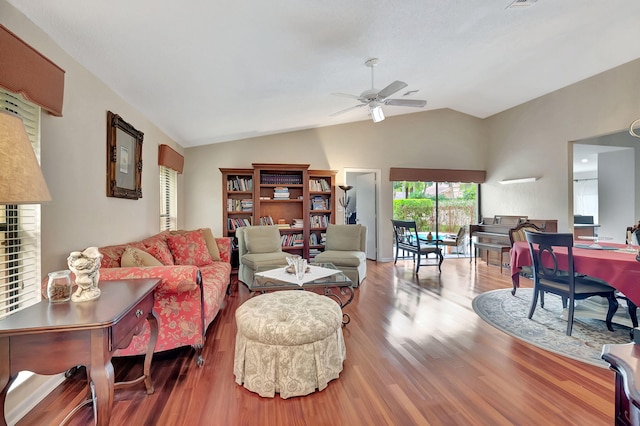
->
xmin=0 ymin=111 xmax=51 ymax=204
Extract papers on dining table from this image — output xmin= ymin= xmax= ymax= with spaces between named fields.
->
xmin=255 ymin=264 xmax=339 ymax=286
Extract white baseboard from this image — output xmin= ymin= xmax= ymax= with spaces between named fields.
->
xmin=5 ymin=373 xmax=65 ymax=426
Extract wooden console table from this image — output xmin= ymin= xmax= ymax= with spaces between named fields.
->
xmin=602 ymin=343 xmax=640 ymax=426
xmin=0 ymin=278 xmax=160 ymax=426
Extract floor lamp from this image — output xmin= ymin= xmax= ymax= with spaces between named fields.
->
xmin=339 ymin=185 xmax=353 ymax=224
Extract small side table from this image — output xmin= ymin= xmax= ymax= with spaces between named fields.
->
xmin=0 ymin=278 xmax=160 ymax=426
xmin=602 ymin=342 xmax=640 ymax=426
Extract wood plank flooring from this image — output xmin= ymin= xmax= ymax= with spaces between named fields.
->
xmin=18 ymin=259 xmax=615 ymax=425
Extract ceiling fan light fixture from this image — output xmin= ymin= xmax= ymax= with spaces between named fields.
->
xmin=370 ymin=105 xmax=385 ymax=123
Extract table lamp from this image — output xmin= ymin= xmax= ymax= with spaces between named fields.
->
xmin=0 ymin=110 xmax=51 ymax=204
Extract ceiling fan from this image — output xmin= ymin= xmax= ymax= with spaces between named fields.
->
xmin=330 ymin=58 xmax=427 ymax=123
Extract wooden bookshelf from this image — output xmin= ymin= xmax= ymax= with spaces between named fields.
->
xmin=220 ymin=164 xmax=336 ymax=266
xmin=220 ymin=168 xmax=254 ymax=272
xmin=308 ymin=169 xmax=336 ymax=259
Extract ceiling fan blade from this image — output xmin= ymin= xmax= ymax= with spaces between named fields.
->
xmin=384 ymin=99 xmax=427 ymax=108
xmin=330 ymin=103 xmax=367 ymax=117
xmin=331 ymin=93 xmax=362 ymax=100
xmin=377 ymin=80 xmax=408 ymax=99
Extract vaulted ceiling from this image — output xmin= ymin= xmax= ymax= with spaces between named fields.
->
xmin=7 ymin=0 xmax=640 ymax=147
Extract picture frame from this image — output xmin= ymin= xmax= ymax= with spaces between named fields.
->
xmin=106 ymin=111 xmax=144 ymax=199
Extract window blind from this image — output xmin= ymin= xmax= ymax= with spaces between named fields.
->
xmin=0 ymin=90 xmax=42 ymax=319
xmin=160 ymin=165 xmax=177 ymax=231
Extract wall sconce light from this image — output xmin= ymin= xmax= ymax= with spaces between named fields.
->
xmin=499 ymin=177 xmax=538 ymax=185
xmin=370 ymin=105 xmax=385 ymax=123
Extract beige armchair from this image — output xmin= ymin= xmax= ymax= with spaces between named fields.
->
xmin=236 ymin=226 xmax=290 ymax=285
xmin=313 ymin=224 xmax=367 ymax=286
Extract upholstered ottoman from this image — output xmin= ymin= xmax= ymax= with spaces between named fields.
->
xmin=234 ymin=290 xmax=346 ymax=398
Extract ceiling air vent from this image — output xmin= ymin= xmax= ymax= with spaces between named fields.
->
xmin=507 ymin=0 xmax=538 ymax=8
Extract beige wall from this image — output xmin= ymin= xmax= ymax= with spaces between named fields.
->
xmin=1 ymin=1 xmax=185 ymax=276
xmin=6 ymin=0 xmax=640 ymax=272
xmin=183 ymin=109 xmax=487 ymax=261
xmin=484 ymin=57 xmax=640 ymax=232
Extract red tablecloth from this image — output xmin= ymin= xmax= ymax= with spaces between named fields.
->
xmin=510 ymin=241 xmax=640 ymax=306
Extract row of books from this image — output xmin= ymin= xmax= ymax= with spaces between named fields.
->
xmin=227 ymin=198 xmax=252 ymax=212
xmin=310 ymin=214 xmax=329 ymax=228
xmin=273 ymin=187 xmax=290 ymax=199
xmin=227 ymin=217 xmax=251 ymax=230
xmin=260 ymin=173 xmax=302 ymax=185
xmin=281 ymin=233 xmax=304 ymax=247
xmin=309 ymin=232 xmax=327 ymax=246
xmin=309 ymin=179 xmax=331 ymax=192
xmin=227 ymin=177 xmax=252 ymax=191
xmin=310 ymin=196 xmax=330 ymax=210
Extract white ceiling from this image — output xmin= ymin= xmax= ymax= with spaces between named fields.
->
xmin=7 ymin=0 xmax=640 ymax=148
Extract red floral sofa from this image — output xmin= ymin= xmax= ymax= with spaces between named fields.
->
xmin=95 ymin=228 xmax=232 ymax=366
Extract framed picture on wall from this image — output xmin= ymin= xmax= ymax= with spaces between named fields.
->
xmin=106 ymin=111 xmax=144 ymax=199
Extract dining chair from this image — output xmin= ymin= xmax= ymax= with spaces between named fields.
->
xmin=441 ymin=226 xmax=466 ymax=257
xmin=391 ymin=220 xmax=443 ymax=273
xmin=508 ymin=222 xmax=543 ymax=295
xmin=524 ymin=231 xmax=618 ymax=336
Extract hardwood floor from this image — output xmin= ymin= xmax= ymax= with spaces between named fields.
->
xmin=18 ymin=259 xmax=615 ymax=425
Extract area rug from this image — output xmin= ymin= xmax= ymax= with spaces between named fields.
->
xmin=472 ymin=288 xmax=632 ymax=368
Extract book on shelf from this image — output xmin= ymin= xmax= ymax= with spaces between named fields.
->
xmin=280 ymin=233 xmax=304 ymax=247
xmin=261 ymin=173 xmax=302 ymax=185
xmin=273 ymin=186 xmax=290 ymax=199
xmin=259 ymin=215 xmax=275 ymax=225
xmin=227 ymin=198 xmax=252 ymax=212
xmin=277 ymin=218 xmax=290 ymax=229
xmin=227 ymin=177 xmax=253 ymax=192
xmin=227 ymin=217 xmax=252 ymax=230
xmin=291 ymin=218 xmax=304 ymax=228
xmin=310 ymin=195 xmax=330 ymax=210
xmin=309 ymin=179 xmax=330 ymax=192
xmin=310 ymin=214 xmax=329 ymax=228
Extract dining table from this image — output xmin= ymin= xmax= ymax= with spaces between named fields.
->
xmin=510 ymin=241 xmax=640 ymax=307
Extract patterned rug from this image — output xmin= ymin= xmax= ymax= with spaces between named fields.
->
xmin=472 ymin=288 xmax=632 ymax=368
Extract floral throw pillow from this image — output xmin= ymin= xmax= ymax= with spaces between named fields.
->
xmin=143 ymin=239 xmax=175 ymax=265
xmin=166 ymin=230 xmax=214 ymax=267
xmin=121 ymin=246 xmax=163 ymax=267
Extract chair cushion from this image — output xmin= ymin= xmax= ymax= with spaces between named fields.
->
xmin=244 ymin=226 xmax=282 ymax=254
xmin=539 ymin=276 xmax=615 ymax=294
xmin=166 ymin=230 xmax=214 ymax=267
xmin=314 ymin=250 xmax=366 ymax=267
xmin=121 ymin=246 xmax=163 ymax=267
xmin=241 ymin=252 xmax=290 ymax=269
xmin=325 ymin=224 xmax=362 ymax=251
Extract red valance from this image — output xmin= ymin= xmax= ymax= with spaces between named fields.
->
xmin=158 ymin=144 xmax=184 ymax=174
xmin=0 ymin=24 xmax=65 ymax=117
xmin=389 ymin=167 xmax=486 ymax=183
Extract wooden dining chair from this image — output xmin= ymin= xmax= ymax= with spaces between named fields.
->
xmin=524 ymin=231 xmax=618 ymax=336
xmin=508 ymin=222 xmax=543 ymax=295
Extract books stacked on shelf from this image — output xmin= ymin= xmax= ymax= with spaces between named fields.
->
xmin=277 ymin=219 xmax=290 ymax=229
xmin=291 ymin=218 xmax=304 ymax=229
xmin=261 ymin=173 xmax=302 ymax=185
xmin=309 ymin=233 xmax=321 ymax=246
xmin=273 ymin=187 xmax=290 ymax=199
xmin=310 ymin=214 xmax=329 ymax=228
xmin=309 ymin=248 xmax=321 ymax=257
xmin=320 ymin=232 xmax=326 ymax=245
xmin=227 ymin=177 xmax=253 ymax=191
xmin=281 ymin=233 xmax=304 ymax=247
xmin=259 ymin=216 xmax=275 ymax=225
xmin=309 ymin=179 xmax=330 ymax=192
xmin=228 ymin=217 xmax=252 ymax=230
xmin=310 ymin=196 xmax=329 ymax=210
xmin=240 ymin=198 xmax=252 ymax=211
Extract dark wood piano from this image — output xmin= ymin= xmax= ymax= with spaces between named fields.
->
xmin=469 ymin=215 xmax=557 ymax=273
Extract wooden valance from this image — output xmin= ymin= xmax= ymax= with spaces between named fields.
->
xmin=389 ymin=167 xmax=486 ymax=183
xmin=0 ymin=25 xmax=65 ymax=117
xmin=158 ymin=144 xmax=184 ymax=174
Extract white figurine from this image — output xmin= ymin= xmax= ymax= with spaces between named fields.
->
xmin=68 ymin=247 xmax=103 ymax=302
